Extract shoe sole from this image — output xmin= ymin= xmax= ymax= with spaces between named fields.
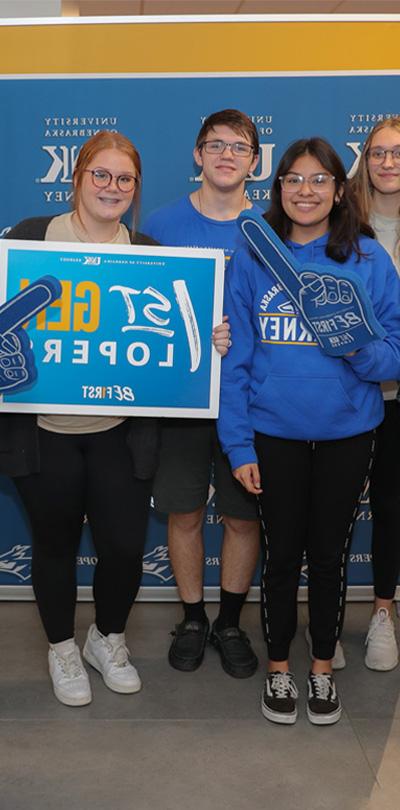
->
xmin=209 ymin=635 xmax=258 ymax=679
xmin=261 ymin=699 xmax=297 ymax=725
xmin=83 ymin=648 xmax=141 ymax=693
xmin=364 ymin=656 xmax=399 ymax=671
xmin=168 ymin=649 xmax=205 ymax=672
xmin=307 ymin=705 xmax=342 ymax=725
xmin=52 ymin=686 xmax=92 ymax=707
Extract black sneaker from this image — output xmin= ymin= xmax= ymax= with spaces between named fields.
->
xmin=261 ymin=672 xmax=298 ymax=724
xmin=209 ymin=621 xmax=258 ymax=678
xmin=168 ymin=619 xmax=209 ymax=672
xmin=307 ymin=672 xmax=342 ymax=725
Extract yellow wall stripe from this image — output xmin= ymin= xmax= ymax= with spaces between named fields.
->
xmin=0 ymin=20 xmax=399 ymax=74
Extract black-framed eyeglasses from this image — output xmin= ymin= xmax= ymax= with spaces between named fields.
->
xmin=199 ymin=139 xmax=254 ymax=157
xmin=84 ymin=168 xmax=137 ymax=192
xmin=279 ymin=173 xmax=336 ymax=192
xmin=367 ymin=147 xmax=400 ymax=165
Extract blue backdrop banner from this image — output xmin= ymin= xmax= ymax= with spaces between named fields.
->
xmin=0 ymin=70 xmax=399 ymax=596
xmin=1 ymin=74 xmax=400 ymax=232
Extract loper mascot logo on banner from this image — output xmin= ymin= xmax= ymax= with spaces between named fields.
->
xmin=0 ymin=276 xmax=62 ymax=393
xmin=239 ymin=210 xmax=385 ymax=357
xmin=142 ymin=545 xmax=174 ymax=583
xmin=0 ymin=544 xmax=32 ymax=582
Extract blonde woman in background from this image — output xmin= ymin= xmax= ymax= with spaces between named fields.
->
xmin=351 ymin=116 xmax=400 ymax=671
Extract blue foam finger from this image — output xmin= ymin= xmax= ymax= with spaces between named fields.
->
xmin=239 ymin=210 xmax=304 ymax=302
xmin=0 ymin=275 xmax=62 ymax=394
xmin=0 ymin=328 xmax=32 ymax=391
xmin=0 ymin=275 xmax=62 ymax=336
xmin=338 ymin=279 xmax=353 ymax=304
xmin=299 ymin=262 xmax=386 ymax=355
xmin=239 ymin=210 xmax=386 ymax=357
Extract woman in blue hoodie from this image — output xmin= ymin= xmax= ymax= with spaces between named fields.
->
xmin=217 ymin=137 xmax=400 ymax=726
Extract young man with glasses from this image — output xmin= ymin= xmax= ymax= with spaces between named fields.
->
xmin=143 ymin=109 xmax=261 ymax=678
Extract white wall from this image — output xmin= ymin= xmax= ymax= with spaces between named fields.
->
xmin=0 ymin=0 xmax=61 ymax=17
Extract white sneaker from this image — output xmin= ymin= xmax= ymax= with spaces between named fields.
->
xmin=48 ymin=640 xmax=92 ymax=707
xmin=305 ymin=626 xmax=346 ymax=670
xmin=83 ymin=624 xmax=141 ymax=693
xmin=365 ymin=608 xmax=399 ymax=671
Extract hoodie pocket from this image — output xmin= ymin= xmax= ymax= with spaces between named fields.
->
xmin=250 ymin=374 xmax=359 ymax=437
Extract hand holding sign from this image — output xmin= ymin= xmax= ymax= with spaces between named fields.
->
xmin=0 ymin=276 xmax=62 ymax=393
xmin=238 ymin=210 xmax=385 ymax=357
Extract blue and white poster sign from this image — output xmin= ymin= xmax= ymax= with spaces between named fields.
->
xmin=0 ymin=240 xmax=224 ymax=417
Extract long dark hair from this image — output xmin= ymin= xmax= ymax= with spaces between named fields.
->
xmin=265 ymin=137 xmax=374 ymax=263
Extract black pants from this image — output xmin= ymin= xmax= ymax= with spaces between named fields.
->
xmin=14 ymin=424 xmax=152 ymax=644
xmin=369 ymin=400 xmax=400 ymax=600
xmin=256 ymin=431 xmax=375 ymax=662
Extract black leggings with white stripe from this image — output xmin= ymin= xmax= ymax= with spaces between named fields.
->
xmin=369 ymin=400 xmax=400 ymax=600
xmin=256 ymin=430 xmax=375 ymax=662
xmin=14 ymin=423 xmax=152 ymax=644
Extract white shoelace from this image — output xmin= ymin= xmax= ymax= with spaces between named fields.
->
xmin=367 ymin=611 xmax=395 ymax=644
xmin=104 ymin=639 xmax=130 ymax=668
xmin=56 ymin=650 xmax=84 ymax=680
xmin=269 ymin=672 xmax=298 ymax=699
xmin=309 ymin=673 xmax=333 ymax=701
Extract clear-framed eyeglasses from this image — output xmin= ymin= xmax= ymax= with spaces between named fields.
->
xmin=279 ymin=173 xmax=336 ymax=192
xmin=84 ymin=168 xmax=137 ymax=192
xmin=367 ymin=147 xmax=400 ymax=165
xmin=199 ymin=139 xmax=254 ymax=157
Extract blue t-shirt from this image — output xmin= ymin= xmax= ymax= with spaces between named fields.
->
xmin=143 ymin=195 xmax=263 ymax=262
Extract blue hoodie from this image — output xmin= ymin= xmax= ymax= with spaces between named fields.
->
xmin=217 ymin=233 xmax=400 ymax=471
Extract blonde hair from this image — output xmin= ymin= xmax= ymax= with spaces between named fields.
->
xmin=351 ymin=117 xmax=400 ymax=222
xmin=72 ymin=130 xmax=142 ymax=233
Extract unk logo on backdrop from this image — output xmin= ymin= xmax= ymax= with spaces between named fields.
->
xmin=37 ymin=114 xmax=119 ymax=205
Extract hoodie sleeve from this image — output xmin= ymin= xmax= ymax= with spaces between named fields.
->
xmin=345 ymin=244 xmax=400 ymax=382
xmin=217 ymin=248 xmax=259 ymax=470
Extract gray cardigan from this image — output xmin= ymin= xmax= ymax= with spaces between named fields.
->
xmin=0 ymin=216 xmax=159 ymax=479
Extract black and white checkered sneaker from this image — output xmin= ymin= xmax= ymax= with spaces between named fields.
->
xmin=307 ymin=672 xmax=342 ymax=725
xmin=261 ymin=671 xmax=298 ymax=725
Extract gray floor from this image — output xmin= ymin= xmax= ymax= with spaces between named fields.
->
xmin=1 ymin=601 xmax=399 ymax=810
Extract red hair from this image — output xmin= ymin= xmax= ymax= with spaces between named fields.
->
xmin=72 ymin=131 xmax=142 ymax=232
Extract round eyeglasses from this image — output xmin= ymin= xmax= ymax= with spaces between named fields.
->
xmin=279 ymin=173 xmax=336 ymax=192
xmin=200 ymin=139 xmax=254 ymax=157
xmin=84 ymin=168 xmax=137 ymax=192
xmin=367 ymin=147 xmax=400 ymax=165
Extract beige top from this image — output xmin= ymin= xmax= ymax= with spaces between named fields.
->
xmin=370 ymin=212 xmax=400 ymax=401
xmin=38 ymin=212 xmax=131 ymax=434
xmin=370 ymin=211 xmax=400 ymax=270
